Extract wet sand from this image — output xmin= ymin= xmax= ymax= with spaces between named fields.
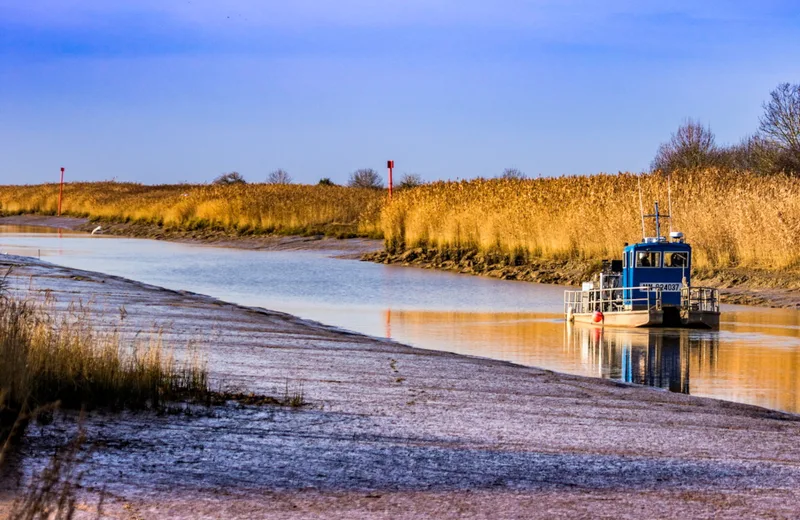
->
xmin=1 ymin=254 xmax=800 ymax=519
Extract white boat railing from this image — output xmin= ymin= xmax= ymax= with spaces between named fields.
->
xmin=681 ymin=286 xmax=720 ymax=313
xmin=564 ymin=286 xmax=662 ymax=315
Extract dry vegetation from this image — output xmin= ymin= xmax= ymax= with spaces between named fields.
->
xmin=3 ymin=170 xmax=799 ymax=272
xmin=381 ymin=169 xmax=800 ymax=271
xmin=0 ymin=288 xmax=210 ymax=518
xmin=0 ymin=182 xmax=385 ymax=238
xmin=0 ymin=297 xmax=208 ymax=447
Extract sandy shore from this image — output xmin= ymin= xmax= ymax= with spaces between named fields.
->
xmin=1 ymin=254 xmax=800 ymax=519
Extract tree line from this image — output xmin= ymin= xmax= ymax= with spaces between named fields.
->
xmin=652 ymin=83 xmax=800 ymax=175
xmin=209 ymin=84 xmax=800 ymax=187
xmin=212 ymin=169 xmax=424 ymax=189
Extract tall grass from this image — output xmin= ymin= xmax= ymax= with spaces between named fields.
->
xmin=0 ymin=182 xmax=385 ymax=237
xmin=381 ymin=169 xmax=800 ymax=270
xmin=0 ymin=297 xmax=208 ymax=444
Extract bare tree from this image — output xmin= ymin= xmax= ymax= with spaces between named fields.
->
xmin=347 ymin=168 xmax=384 ymax=189
xmin=500 ymin=168 xmax=526 ymax=180
xmin=651 ymin=119 xmax=719 ymax=173
xmin=398 ymin=173 xmax=424 ymax=189
xmin=213 ymin=172 xmax=246 ymax=185
xmin=757 ymin=83 xmax=800 ymax=173
xmin=718 ymin=134 xmax=779 ymax=173
xmin=760 ymin=83 xmax=800 ymax=154
xmin=266 ymin=169 xmax=292 ymax=184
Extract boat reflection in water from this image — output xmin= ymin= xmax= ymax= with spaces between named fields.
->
xmin=565 ymin=324 xmax=718 ymax=394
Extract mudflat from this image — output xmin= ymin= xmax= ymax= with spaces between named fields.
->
xmin=0 ymin=214 xmax=383 ymax=254
xmin=1 ymin=254 xmax=800 ymax=519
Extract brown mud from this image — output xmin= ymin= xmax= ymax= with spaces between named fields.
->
xmin=1 ymin=255 xmax=800 ymax=518
xmin=364 ymin=247 xmax=800 ymax=309
xmin=0 ymin=214 xmax=382 ymax=254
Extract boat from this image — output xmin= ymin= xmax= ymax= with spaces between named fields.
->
xmin=564 ymin=201 xmax=720 ymax=329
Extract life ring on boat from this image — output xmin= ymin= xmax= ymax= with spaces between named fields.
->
xmin=592 ymin=310 xmax=604 ymax=324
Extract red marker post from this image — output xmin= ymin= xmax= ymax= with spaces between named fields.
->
xmin=387 ymin=160 xmax=394 ymax=199
xmin=58 ymin=167 xmax=65 ymax=216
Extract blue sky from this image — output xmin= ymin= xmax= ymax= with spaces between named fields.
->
xmin=1 ymin=1 xmax=799 ymax=185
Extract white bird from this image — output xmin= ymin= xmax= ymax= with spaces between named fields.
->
xmin=91 ymin=226 xmax=102 ymax=235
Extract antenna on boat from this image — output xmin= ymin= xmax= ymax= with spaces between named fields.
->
xmin=667 ymin=174 xmax=674 ymax=234
xmin=637 ymin=175 xmax=646 ymax=240
xmin=644 ymin=201 xmax=672 ymax=241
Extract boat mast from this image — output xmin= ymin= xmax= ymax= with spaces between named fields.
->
xmin=667 ymin=175 xmax=674 ymax=235
xmin=638 ymin=176 xmax=646 ymax=241
xmin=644 ymin=201 xmax=671 ymax=240
xmin=654 ymin=201 xmax=661 ymax=239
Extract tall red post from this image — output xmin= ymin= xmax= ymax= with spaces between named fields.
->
xmin=387 ymin=160 xmax=394 ymax=199
xmin=58 ymin=167 xmax=65 ymax=216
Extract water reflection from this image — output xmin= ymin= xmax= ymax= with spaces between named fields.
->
xmin=564 ymin=325 xmax=717 ymax=394
xmin=0 ymin=225 xmax=84 ymax=258
xmin=0 ymin=225 xmax=81 ymax=235
xmin=382 ymin=309 xmax=800 ymax=413
xmin=2 ymin=226 xmax=800 ymax=413
xmin=380 ymin=309 xmax=707 ymax=392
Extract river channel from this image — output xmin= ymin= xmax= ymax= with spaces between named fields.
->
xmin=2 ymin=225 xmax=800 ymax=414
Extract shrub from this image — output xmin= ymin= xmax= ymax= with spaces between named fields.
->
xmin=212 ymin=172 xmax=246 ymax=185
xmin=500 ymin=168 xmax=526 ymax=180
xmin=266 ymin=169 xmax=292 ymax=184
xmin=348 ymin=169 xmax=384 ymax=189
xmin=397 ymin=173 xmax=424 ymax=189
xmin=652 ymin=120 xmax=720 ymax=173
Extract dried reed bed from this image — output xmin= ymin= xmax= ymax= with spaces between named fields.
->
xmin=382 ymin=170 xmax=800 ymax=270
xmin=0 ymin=296 xmax=208 ymax=445
xmin=0 ymin=182 xmax=385 ymax=237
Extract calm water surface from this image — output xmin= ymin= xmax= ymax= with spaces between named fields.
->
xmin=3 ymin=225 xmax=800 ymax=414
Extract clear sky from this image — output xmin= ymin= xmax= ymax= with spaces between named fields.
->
xmin=1 ymin=1 xmax=799 ymax=185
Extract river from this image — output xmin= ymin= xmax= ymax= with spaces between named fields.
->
xmin=2 ymin=224 xmax=800 ymax=414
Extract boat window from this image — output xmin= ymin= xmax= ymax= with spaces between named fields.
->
xmin=635 ymin=251 xmax=661 ymax=268
xmin=664 ymin=252 xmax=688 ymax=268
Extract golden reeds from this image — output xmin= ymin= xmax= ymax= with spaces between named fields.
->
xmin=0 ymin=182 xmax=385 ymax=237
xmin=0 ymin=296 xmax=209 ymax=443
xmin=3 ymin=169 xmax=799 ymax=270
xmin=381 ymin=170 xmax=800 ymax=270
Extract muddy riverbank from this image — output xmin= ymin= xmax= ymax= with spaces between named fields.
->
xmin=3 ymin=214 xmax=799 ymax=308
xmin=364 ymin=247 xmax=800 ymax=309
xmin=1 ymin=255 xmax=800 ymax=518
xmin=0 ymin=214 xmax=382 ymax=254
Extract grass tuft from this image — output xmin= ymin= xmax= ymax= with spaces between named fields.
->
xmin=0 ymin=297 xmax=209 ymax=444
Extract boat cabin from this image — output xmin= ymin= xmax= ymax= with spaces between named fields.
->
xmin=622 ymin=233 xmax=690 ymax=308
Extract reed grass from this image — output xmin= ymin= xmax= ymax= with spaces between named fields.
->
xmin=0 ymin=296 xmax=209 ymax=444
xmin=0 ymin=182 xmax=385 ymax=238
xmin=4 ymin=170 xmax=799 ymax=270
xmin=381 ymin=169 xmax=800 ymax=270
